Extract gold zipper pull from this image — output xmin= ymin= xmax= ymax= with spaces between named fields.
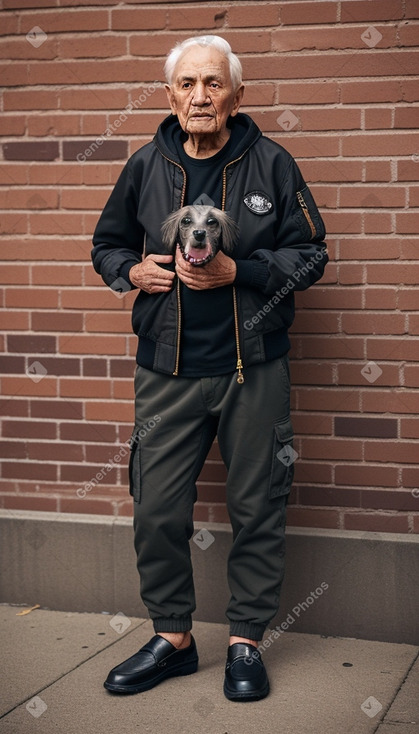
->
xmin=236 ymin=358 xmax=244 ymax=384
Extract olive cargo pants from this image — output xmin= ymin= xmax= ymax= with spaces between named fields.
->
xmin=130 ymin=356 xmax=294 ymax=641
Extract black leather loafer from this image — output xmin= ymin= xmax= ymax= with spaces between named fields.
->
xmin=224 ymin=642 xmax=269 ymax=702
xmin=104 ymin=634 xmax=198 ymax=694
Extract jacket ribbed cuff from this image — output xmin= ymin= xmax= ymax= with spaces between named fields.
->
xmin=153 ymin=615 xmax=193 ymax=633
xmin=118 ymin=259 xmax=141 ymax=289
xmin=229 ymin=621 xmax=266 ymax=641
xmin=234 ymin=260 xmax=269 ymax=291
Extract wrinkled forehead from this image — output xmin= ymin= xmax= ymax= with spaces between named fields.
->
xmin=172 ymin=45 xmax=232 ymax=85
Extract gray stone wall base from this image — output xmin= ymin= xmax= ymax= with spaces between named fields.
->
xmin=0 ymin=511 xmax=417 ymax=645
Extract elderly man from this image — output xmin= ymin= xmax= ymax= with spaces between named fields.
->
xmin=92 ymin=35 xmax=327 ymax=702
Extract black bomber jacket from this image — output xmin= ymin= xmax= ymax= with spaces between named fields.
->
xmin=91 ymin=113 xmax=328 ymax=380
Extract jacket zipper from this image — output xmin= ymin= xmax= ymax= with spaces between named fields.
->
xmin=155 ymin=146 xmax=187 ymax=376
xmin=222 ymin=150 xmax=252 ymax=384
xmin=158 ymin=144 xmax=251 ymax=382
xmin=297 ymin=190 xmax=316 ymax=239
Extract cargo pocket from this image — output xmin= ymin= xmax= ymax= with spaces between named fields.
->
xmin=128 ymin=429 xmax=141 ymax=503
xmin=269 ymin=417 xmax=295 ymax=500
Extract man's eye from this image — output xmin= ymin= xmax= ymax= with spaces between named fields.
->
xmin=209 ymin=83 xmax=220 ymax=89
xmin=181 ymin=217 xmax=192 ymax=225
xmin=207 ymin=217 xmax=218 ymax=226
xmin=181 ymin=83 xmax=192 ymax=89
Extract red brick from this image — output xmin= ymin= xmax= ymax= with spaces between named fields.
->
xmin=58 ymin=497 xmax=115 ymax=515
xmin=364 ymin=161 xmax=392 ymax=182
xmin=335 ymin=464 xmax=399 ymax=488
xmin=27 ymin=114 xmax=80 ymax=137
xmin=361 ymin=389 xmax=419 ymax=414
xmin=3 ymin=89 xmax=59 ymax=111
xmin=31 ymin=313 xmax=83 ymax=333
xmin=2 ymin=461 xmax=57 ymax=481
xmin=5 ymin=288 xmax=59 ymax=309
xmin=167 ymin=6 xmax=228 ymax=30
xmin=404 ymin=365 xmax=419 ymax=387
xmin=60 ymin=422 xmax=117 ymax=443
xmin=367 ymin=263 xmax=419 ymax=284
xmin=0 ymin=115 xmax=26 ymax=135
xmin=59 ymin=334 xmax=126 ymax=355
xmin=340 ymin=0 xmax=403 ymax=22
xmin=0 ymin=495 xmax=58 ymax=512
xmin=273 ymin=25 xmax=392 ymax=52
xmin=59 ymin=35 xmax=127 ymax=59
xmin=28 ymin=442 xmax=83 ymax=462
xmin=364 ymin=213 xmax=393 ymax=234
xmin=111 ymin=7 xmax=166 ymax=30
xmin=31 ymin=399 xmax=83 ymax=419
xmin=301 ymin=437 xmax=363 ymax=461
xmin=400 ymin=418 xmax=419 ymax=439
xmin=341 ymin=313 xmax=406 ymax=335
xmin=398 ymin=290 xmax=419 ymax=310
xmin=0 ymin=440 xmax=27 ymax=459
xmin=394 ymin=107 xmax=419 ymax=129
xmin=364 ymin=440 xmax=418 ymax=464
xmin=340 ymin=80 xmax=402 ymax=104
xmin=85 ymin=400 xmax=133 ymax=423
xmin=0 ymin=312 xmax=30 ymax=330
xmin=286 ymin=507 xmax=340 ymax=529
xmin=0 ymin=164 xmax=28 ymax=185
xmin=296 ymin=388 xmax=360 ymax=413
xmin=367 ymin=337 xmax=419 ymax=362
xmin=340 ymin=186 xmax=405 ymax=208
xmin=228 ymin=4 xmax=279 ymax=27
xmin=0 ymin=264 xmax=30 ymax=284
xmin=364 ymin=288 xmax=398 ymax=310
xmin=279 ymin=2 xmax=337 ymax=24
xmin=343 ymin=512 xmax=409 ymax=534
xmin=60 ymin=378 xmax=111 ymax=399
xmin=3 ymin=141 xmax=59 ymax=161
xmin=21 ymin=9 xmax=109 ymax=33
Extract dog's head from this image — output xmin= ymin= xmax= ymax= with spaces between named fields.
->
xmin=161 ymin=205 xmax=239 ymax=267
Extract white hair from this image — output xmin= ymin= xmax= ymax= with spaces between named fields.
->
xmin=164 ymin=35 xmax=243 ymax=90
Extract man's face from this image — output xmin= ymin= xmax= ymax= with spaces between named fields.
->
xmin=165 ymin=44 xmax=244 ymax=137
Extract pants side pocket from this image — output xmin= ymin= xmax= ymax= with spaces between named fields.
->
xmin=269 ymin=416 xmax=295 ymax=500
xmin=129 ymin=429 xmax=141 ymax=504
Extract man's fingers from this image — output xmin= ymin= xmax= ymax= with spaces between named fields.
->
xmin=146 ymin=254 xmax=173 ymax=263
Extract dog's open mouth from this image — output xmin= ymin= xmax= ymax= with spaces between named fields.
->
xmin=180 ymin=243 xmax=213 ymax=266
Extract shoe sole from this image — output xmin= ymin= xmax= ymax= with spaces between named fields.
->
xmin=223 ymin=681 xmax=270 ymax=702
xmin=104 ymin=659 xmax=198 ymax=695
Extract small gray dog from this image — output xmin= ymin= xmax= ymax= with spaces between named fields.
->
xmin=161 ymin=205 xmax=239 ymax=267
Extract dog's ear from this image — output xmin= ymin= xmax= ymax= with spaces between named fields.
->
xmin=218 ymin=211 xmax=239 ymax=254
xmin=161 ymin=210 xmax=182 ymax=252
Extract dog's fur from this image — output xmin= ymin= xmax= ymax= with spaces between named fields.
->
xmin=161 ymin=205 xmax=239 ymax=267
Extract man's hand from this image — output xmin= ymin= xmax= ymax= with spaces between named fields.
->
xmin=129 ymin=254 xmax=175 ymax=294
xmin=175 ymin=246 xmax=237 ymax=290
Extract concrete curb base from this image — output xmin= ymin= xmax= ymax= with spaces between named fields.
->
xmin=0 ymin=510 xmax=418 ymax=644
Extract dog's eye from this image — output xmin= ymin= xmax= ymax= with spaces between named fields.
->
xmin=206 ymin=217 xmax=218 ymax=226
xmin=181 ymin=217 xmax=192 ymax=225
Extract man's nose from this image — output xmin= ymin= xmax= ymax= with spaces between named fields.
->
xmin=192 ymin=82 xmax=209 ymax=105
xmin=193 ymin=229 xmax=206 ymax=242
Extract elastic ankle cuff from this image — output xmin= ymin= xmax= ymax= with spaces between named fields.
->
xmin=153 ymin=616 xmax=192 ymax=633
xmin=229 ymin=621 xmax=266 ymax=641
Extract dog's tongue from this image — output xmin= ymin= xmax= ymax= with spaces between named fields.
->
xmin=184 ymin=245 xmax=212 ymax=265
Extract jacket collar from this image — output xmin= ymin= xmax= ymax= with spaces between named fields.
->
xmin=154 ymin=112 xmax=261 ymax=164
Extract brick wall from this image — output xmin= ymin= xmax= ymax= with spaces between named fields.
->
xmin=1 ymin=0 xmax=418 ymax=534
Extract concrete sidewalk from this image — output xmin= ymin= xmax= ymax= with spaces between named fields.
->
xmin=0 ymin=604 xmax=417 ymax=734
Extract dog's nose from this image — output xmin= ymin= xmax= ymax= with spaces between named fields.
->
xmin=193 ymin=229 xmax=206 ymax=243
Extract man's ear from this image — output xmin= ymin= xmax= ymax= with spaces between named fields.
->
xmin=230 ymin=84 xmax=245 ymax=118
xmin=165 ymin=84 xmax=177 ymax=116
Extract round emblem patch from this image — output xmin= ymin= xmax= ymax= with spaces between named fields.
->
xmin=243 ymin=191 xmax=273 ymax=215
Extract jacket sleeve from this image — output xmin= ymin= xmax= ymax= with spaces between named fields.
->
xmin=91 ymin=158 xmax=144 ymax=292
xmin=234 ymin=155 xmax=328 ymax=297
